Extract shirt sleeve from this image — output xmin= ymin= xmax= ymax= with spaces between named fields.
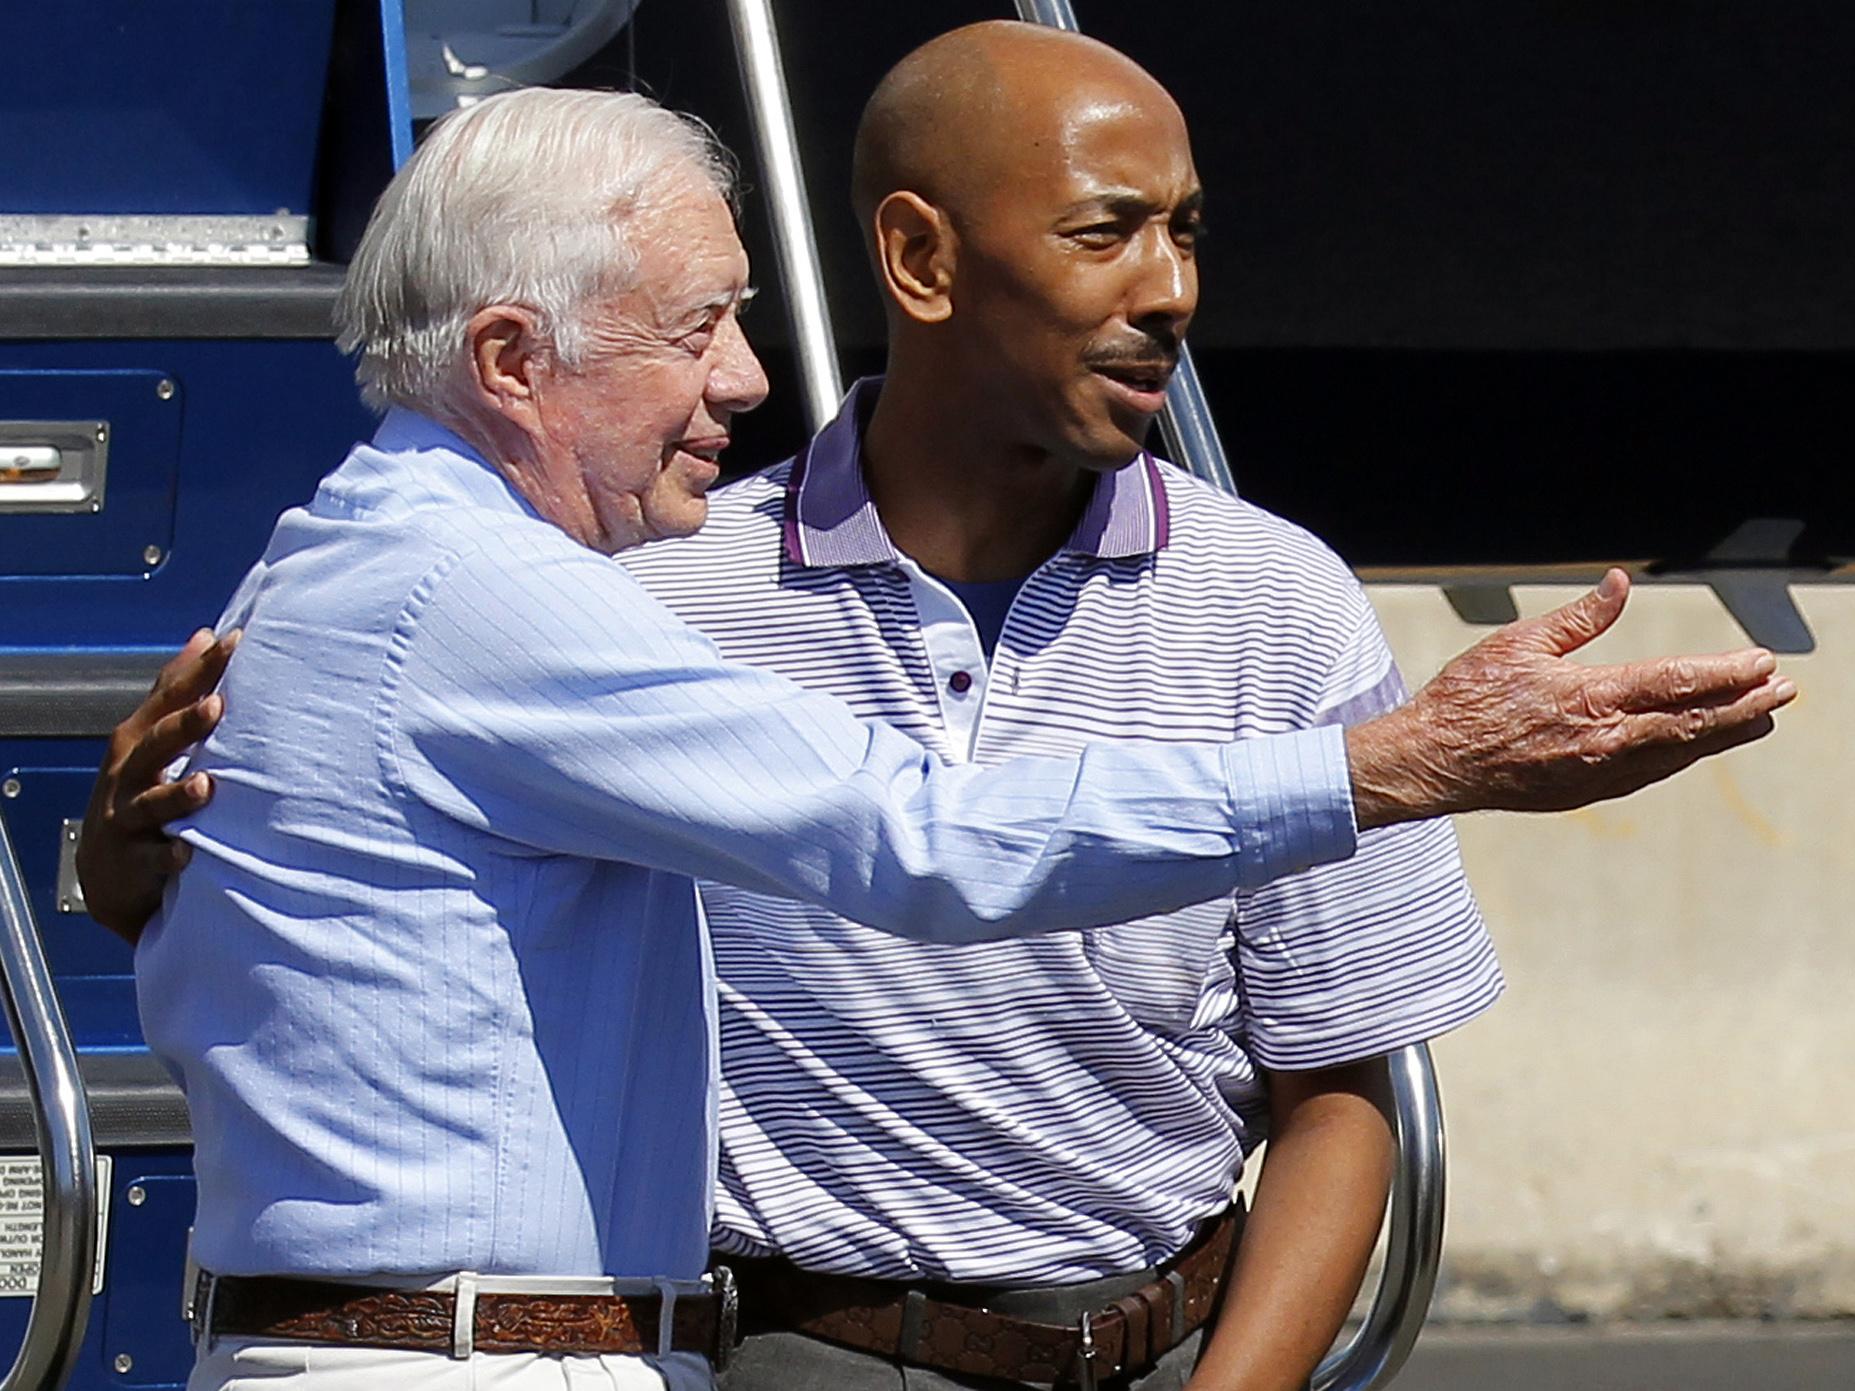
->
xmin=382 ymin=538 xmax=1358 ymax=946
xmin=1234 ymin=582 xmax=1504 ymax=1069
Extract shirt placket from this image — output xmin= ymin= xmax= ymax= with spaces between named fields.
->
xmin=894 ymin=559 xmax=990 ymax=762
xmin=966 ymin=562 xmax=1060 ymax=767
xmin=898 ymin=557 xmax=1066 ymax=766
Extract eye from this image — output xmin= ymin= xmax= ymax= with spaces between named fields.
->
xmin=1172 ymin=217 xmax=1207 ymax=250
xmin=676 ymin=309 xmax=727 ymax=352
xmin=1065 ymin=222 xmax=1126 ymax=249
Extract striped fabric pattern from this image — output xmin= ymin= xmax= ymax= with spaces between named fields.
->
xmin=138 ymin=408 xmax=1360 ymax=1287
xmin=621 ymin=380 xmax=1502 ymax=1284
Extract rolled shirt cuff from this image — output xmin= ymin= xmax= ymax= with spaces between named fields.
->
xmin=1222 ymin=724 xmax=1358 ymax=889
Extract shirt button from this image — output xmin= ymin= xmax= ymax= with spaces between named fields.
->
xmin=948 ymin=670 xmax=973 ymax=694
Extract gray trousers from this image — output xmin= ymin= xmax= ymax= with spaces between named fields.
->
xmin=717 ymin=1328 xmax=1203 ymax=1391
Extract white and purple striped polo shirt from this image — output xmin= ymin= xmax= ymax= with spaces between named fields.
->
xmin=621 ymin=380 xmax=1501 ymax=1284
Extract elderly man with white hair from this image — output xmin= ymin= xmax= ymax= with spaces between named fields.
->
xmin=101 ymin=86 xmax=1793 ymax=1391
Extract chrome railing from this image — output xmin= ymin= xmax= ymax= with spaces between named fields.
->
xmin=725 ymin=0 xmax=845 ymax=431
xmin=0 ymin=808 xmax=98 ymax=1391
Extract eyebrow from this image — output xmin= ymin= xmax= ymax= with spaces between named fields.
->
xmin=672 ymin=284 xmax=757 ymax=328
xmin=1060 ymin=188 xmax=1207 ymax=220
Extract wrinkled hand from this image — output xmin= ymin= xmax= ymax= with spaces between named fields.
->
xmin=1348 ymin=570 xmax=1795 ymax=827
xmin=77 ymin=629 xmax=236 ymax=944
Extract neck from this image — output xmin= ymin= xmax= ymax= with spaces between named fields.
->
xmin=446 ymin=404 xmax=606 ymax=552
xmin=861 ymin=366 xmax=1094 ymax=583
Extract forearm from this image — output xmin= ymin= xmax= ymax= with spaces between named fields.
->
xmin=1186 ymin=1063 xmax=1395 ymax=1391
xmin=403 ymin=554 xmax=1364 ymax=942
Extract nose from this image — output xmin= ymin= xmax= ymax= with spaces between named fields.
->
xmin=1129 ymin=229 xmax=1197 ymax=340
xmin=707 ymin=311 xmax=770 ymax=417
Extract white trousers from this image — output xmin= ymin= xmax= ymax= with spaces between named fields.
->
xmin=190 ymin=1337 xmax=711 ymax=1391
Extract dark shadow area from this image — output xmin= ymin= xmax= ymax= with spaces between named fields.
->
xmin=605 ymin=2 xmax=1853 ymax=570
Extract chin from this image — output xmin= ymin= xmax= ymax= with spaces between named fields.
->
xmin=1062 ymin=430 xmax=1150 ymax=473
xmin=1064 ymin=411 xmax=1157 ymax=470
xmin=648 ymin=496 xmax=710 ymax=541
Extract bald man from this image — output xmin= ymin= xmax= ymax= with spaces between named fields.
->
xmin=613 ymin=23 xmax=1569 ymax=1391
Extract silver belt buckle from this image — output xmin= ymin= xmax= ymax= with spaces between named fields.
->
xmin=1074 ymin=1309 xmax=1100 ymax=1391
xmin=711 ymin=1265 xmax=739 ymax=1371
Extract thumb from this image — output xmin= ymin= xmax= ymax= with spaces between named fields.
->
xmin=1522 ymin=568 xmax=1630 ymax=656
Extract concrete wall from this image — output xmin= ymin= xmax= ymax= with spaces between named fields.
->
xmin=1363 ymin=581 xmax=1853 ymax=1321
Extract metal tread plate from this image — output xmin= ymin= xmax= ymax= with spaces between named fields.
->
xmin=0 ymin=215 xmax=312 ymax=269
xmin=0 ymin=651 xmax=168 ymax=739
xmin=0 ymin=264 xmax=345 ymax=341
xmin=0 ymin=1052 xmax=187 ymax=1151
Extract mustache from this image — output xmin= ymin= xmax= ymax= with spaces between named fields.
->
xmin=1082 ymin=332 xmax=1181 ymax=372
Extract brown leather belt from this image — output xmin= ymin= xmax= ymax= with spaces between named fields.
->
xmin=726 ymin=1206 xmax=1243 ymax=1388
xmin=199 ymin=1268 xmax=739 ymax=1365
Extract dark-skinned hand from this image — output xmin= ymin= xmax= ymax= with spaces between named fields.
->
xmin=76 ymin=628 xmax=239 ymax=944
xmin=1348 ymin=569 xmax=1796 ymax=828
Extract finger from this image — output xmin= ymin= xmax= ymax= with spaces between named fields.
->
xmin=1588 ymin=647 xmax=1779 ymax=714
xmin=142 ymin=629 xmax=238 ymax=720
xmin=1620 ymin=674 xmax=1796 ymax=748
xmin=118 ymin=771 xmax=214 ymax=833
xmin=1514 ymin=569 xmax=1630 ymax=657
xmin=1693 ymin=711 xmax=1778 ymax=755
xmin=165 ymin=630 xmax=239 ymax=704
xmin=1618 ymin=711 xmax=1780 ymax=790
xmin=119 ymin=695 xmax=222 ymax=788
xmin=148 ymin=629 xmax=215 ymax=700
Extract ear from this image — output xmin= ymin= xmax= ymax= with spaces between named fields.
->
xmin=873 ymin=191 xmax=956 ymax=325
xmin=463 ymin=304 xmax=548 ymax=422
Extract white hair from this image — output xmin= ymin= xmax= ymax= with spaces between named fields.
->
xmin=334 ymin=87 xmax=737 ymax=414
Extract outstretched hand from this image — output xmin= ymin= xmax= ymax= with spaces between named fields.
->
xmin=77 ymin=629 xmax=237 ymax=944
xmin=1348 ymin=570 xmax=1796 ymax=828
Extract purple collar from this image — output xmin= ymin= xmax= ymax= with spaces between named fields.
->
xmin=783 ymin=378 xmax=1171 ymax=569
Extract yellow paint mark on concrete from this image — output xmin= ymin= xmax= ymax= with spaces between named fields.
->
xmin=1565 ymin=805 xmax=1641 ymax=840
xmin=1712 ymin=765 xmax=1785 ymax=849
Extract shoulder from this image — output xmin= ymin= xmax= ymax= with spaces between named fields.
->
xmin=1149 ymin=460 xmax=1372 ymax=635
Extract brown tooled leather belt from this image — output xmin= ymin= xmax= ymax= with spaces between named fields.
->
xmin=200 ymin=1268 xmax=739 ymax=1365
xmin=726 ymin=1206 xmax=1243 ymax=1388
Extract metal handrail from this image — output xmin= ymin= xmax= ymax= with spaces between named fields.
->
xmin=0 ymin=808 xmax=98 ymax=1391
xmin=1009 ymin=4 xmax=1445 ymax=1385
xmin=726 ymin=0 xmax=845 ymax=432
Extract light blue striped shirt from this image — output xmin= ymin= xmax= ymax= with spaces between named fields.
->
xmin=135 ymin=409 xmax=1357 ymax=1284
xmin=622 ymin=380 xmax=1501 ymax=1282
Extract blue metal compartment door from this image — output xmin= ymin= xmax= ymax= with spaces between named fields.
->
xmin=0 ymin=372 xmax=182 ymax=580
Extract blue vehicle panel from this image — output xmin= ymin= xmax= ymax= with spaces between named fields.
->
xmin=0 ymin=4 xmax=409 ymax=1386
xmin=0 ymin=3 xmax=339 ymax=218
xmin=0 ymin=340 xmax=374 ymax=649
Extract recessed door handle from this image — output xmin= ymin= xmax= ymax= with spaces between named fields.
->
xmin=0 ymin=423 xmax=107 ymax=513
xmin=0 ymin=446 xmax=62 ymax=481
